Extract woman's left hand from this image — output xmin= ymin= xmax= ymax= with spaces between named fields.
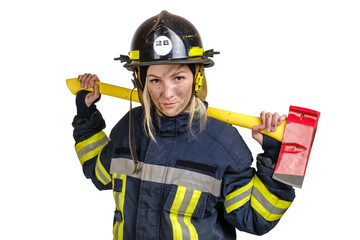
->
xmin=252 ymin=111 xmax=287 ymax=145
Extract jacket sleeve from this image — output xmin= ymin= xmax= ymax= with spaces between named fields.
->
xmin=222 ymin=135 xmax=295 ymax=236
xmin=72 ymin=90 xmax=112 ymax=191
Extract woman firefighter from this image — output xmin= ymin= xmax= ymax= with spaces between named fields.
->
xmin=72 ymin=10 xmax=295 ymax=239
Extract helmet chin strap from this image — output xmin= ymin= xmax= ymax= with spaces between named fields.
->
xmin=129 ymin=84 xmax=142 ymax=174
xmin=194 ymin=64 xmax=207 ymax=102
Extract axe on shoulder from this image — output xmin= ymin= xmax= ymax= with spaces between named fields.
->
xmin=66 ymin=78 xmax=320 ymax=188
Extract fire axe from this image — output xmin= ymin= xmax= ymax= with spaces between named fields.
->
xmin=66 ymin=78 xmax=320 ymax=188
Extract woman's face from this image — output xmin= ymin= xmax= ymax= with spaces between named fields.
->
xmin=146 ymin=64 xmax=194 ymax=117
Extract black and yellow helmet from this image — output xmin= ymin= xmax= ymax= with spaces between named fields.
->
xmin=117 ymin=10 xmax=218 ymax=70
xmin=115 ymin=10 xmax=218 ymax=101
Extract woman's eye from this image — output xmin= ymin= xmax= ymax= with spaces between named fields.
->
xmin=175 ymin=76 xmax=184 ymax=81
xmin=149 ymin=79 xmax=159 ymax=83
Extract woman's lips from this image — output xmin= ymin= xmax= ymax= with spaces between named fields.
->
xmin=163 ymin=103 xmax=176 ymax=107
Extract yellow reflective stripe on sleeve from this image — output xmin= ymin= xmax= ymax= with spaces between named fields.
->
xmin=224 ymin=178 xmax=254 ymax=213
xmin=251 ymin=175 xmax=292 ymax=221
xmin=224 ymin=175 xmax=292 ymax=221
xmin=170 ymin=186 xmax=200 ymax=240
xmin=95 ymin=143 xmax=111 ymax=185
xmin=113 ymin=173 xmax=127 ymax=240
xmin=75 ymin=131 xmax=109 ymax=165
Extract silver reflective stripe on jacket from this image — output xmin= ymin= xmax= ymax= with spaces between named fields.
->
xmin=110 ymin=158 xmax=222 ymax=197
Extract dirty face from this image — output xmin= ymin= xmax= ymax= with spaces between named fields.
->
xmin=146 ymin=64 xmax=194 ymax=117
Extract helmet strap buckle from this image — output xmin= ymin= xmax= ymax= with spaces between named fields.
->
xmin=114 ymin=54 xmax=131 ymax=63
xmin=194 ymin=72 xmax=204 ymax=93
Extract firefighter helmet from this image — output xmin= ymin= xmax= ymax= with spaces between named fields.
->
xmin=116 ymin=10 xmax=218 ymax=71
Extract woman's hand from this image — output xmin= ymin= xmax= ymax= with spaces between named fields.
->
xmin=252 ymin=111 xmax=287 ymax=145
xmin=78 ymin=73 xmax=100 ymax=107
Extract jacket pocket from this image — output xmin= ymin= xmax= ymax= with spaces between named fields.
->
xmin=164 ymin=185 xmax=208 ymax=239
xmin=164 ymin=185 xmax=207 ymax=219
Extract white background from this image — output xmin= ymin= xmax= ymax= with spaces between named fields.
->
xmin=1 ymin=0 xmax=359 ymax=239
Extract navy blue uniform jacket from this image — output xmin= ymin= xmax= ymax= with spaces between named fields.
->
xmin=72 ymin=98 xmax=295 ymax=240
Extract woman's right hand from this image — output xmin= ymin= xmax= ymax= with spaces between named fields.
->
xmin=78 ymin=73 xmax=101 ymax=107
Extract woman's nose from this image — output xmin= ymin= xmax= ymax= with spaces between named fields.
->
xmin=162 ymin=84 xmax=175 ymax=99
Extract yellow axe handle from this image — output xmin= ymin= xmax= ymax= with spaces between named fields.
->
xmin=66 ymin=78 xmax=285 ymax=141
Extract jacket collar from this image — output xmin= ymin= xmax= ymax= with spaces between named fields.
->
xmin=151 ymin=101 xmax=208 ymax=137
xmin=152 ymin=111 xmax=192 ymax=137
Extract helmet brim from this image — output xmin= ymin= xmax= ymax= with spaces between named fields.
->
xmin=123 ymin=58 xmax=214 ymax=71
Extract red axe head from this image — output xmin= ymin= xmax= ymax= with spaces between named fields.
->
xmin=273 ymin=106 xmax=320 ymax=188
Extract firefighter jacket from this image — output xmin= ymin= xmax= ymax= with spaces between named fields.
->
xmin=72 ymin=94 xmax=295 ymax=240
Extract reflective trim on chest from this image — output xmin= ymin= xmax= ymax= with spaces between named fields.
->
xmin=110 ymin=157 xmax=222 ymax=197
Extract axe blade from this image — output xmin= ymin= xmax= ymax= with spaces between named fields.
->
xmin=273 ymin=106 xmax=320 ymax=188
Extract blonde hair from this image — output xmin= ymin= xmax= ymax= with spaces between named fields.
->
xmin=142 ymin=83 xmax=207 ymax=142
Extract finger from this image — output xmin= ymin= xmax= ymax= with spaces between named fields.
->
xmin=88 ymin=75 xmax=95 ymax=88
xmin=280 ymin=114 xmax=287 ymax=124
xmin=79 ymin=73 xmax=90 ymax=88
xmin=90 ymin=74 xmax=100 ymax=88
xmin=84 ymin=74 xmax=98 ymax=89
xmin=277 ymin=114 xmax=287 ymax=126
xmin=252 ymin=125 xmax=264 ymax=145
xmin=84 ymin=73 xmax=94 ymax=89
xmin=92 ymin=74 xmax=99 ymax=82
xmin=265 ymin=112 xmax=272 ymax=132
xmin=260 ymin=111 xmax=266 ymax=128
xmin=271 ymin=112 xmax=280 ymax=131
xmin=78 ymin=74 xmax=85 ymax=88
xmin=92 ymin=81 xmax=100 ymax=99
xmin=252 ymin=124 xmax=264 ymax=133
